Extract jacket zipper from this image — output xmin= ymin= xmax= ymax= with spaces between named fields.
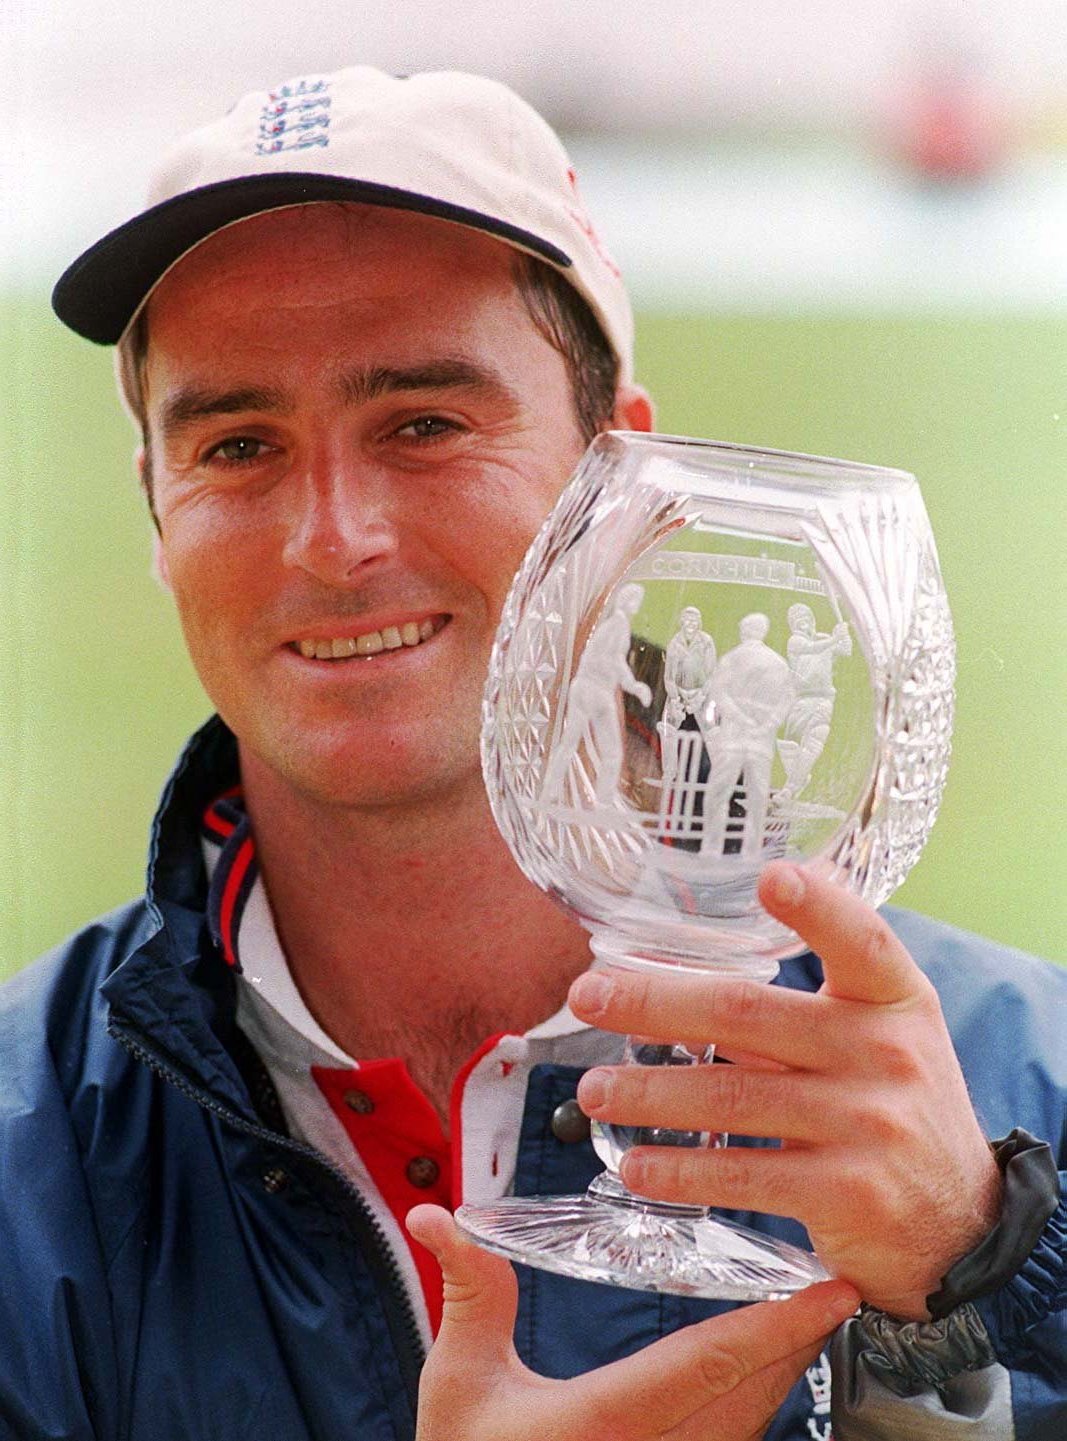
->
xmin=108 ymin=1021 xmax=427 ymax=1402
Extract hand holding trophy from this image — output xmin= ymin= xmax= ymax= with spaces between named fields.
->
xmin=458 ymin=433 xmax=955 ymax=1301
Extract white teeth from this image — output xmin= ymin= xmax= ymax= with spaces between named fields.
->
xmin=296 ymin=619 xmax=442 ymax=658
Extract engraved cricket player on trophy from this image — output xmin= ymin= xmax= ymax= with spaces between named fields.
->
xmin=777 ymin=603 xmax=853 ymax=803
xmin=658 ymin=606 xmax=717 ymax=782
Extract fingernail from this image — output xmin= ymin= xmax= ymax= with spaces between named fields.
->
xmin=766 ymin=863 xmax=805 ymax=908
xmin=577 ymin=1068 xmax=611 ymax=1111
xmin=404 ymin=1204 xmax=441 ymax=1255
xmin=570 ymin=970 xmax=615 ymax=1018
xmin=824 ymin=1285 xmax=859 ymax=1326
xmin=620 ymin=1153 xmax=650 ymax=1195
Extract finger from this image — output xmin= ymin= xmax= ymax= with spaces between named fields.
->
xmin=619 ymin=1141 xmax=827 ymax=1220
xmin=668 ymin=1336 xmax=827 ymax=1441
xmin=406 ymin=1205 xmax=518 ymax=1362
xmin=576 ymin=1281 xmax=857 ymax=1434
xmin=714 ymin=1047 xmax=790 ymax=1073
xmin=569 ymin=967 xmax=833 ymax=1072
xmin=759 ymin=862 xmax=929 ymax=1006
xmin=577 ymin=1062 xmax=852 ymax=1144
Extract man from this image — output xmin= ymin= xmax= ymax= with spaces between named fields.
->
xmin=777 ymin=603 xmax=852 ymax=802
xmin=700 ymin=612 xmax=794 ymax=860
xmin=2 ymin=65 xmax=1062 ymax=1441
xmin=541 ymin=583 xmax=652 ymax=806
xmin=659 ymin=603 xmax=717 ymax=787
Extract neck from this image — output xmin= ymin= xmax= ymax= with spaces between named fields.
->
xmin=239 ymin=753 xmax=591 ymax=1120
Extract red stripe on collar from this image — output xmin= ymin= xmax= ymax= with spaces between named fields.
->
xmin=203 ymin=788 xmax=257 ymax=972
xmin=218 ymin=832 xmax=257 ymax=969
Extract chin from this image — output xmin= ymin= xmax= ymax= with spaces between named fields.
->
xmin=259 ymin=724 xmax=482 ymax=812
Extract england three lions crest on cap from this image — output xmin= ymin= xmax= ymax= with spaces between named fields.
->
xmin=256 ymin=76 xmax=332 ymax=155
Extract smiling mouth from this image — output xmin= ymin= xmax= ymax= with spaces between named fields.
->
xmin=289 ymin=615 xmax=449 ymax=661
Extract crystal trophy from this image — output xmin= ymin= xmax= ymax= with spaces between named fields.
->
xmin=457 ymin=433 xmax=955 ymax=1301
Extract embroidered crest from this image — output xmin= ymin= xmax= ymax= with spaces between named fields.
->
xmin=255 ymin=76 xmax=332 ymax=155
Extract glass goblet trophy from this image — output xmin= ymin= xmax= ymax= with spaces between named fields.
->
xmin=456 ymin=433 xmax=955 ymax=1301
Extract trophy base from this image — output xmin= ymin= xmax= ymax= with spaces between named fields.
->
xmin=456 ymin=1174 xmax=829 ymax=1302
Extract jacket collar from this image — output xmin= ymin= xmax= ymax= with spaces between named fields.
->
xmin=101 ymin=715 xmax=254 ymax=1116
xmin=146 ymin=714 xmax=242 ymax=916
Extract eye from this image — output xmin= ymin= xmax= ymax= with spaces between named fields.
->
xmin=205 ymin=435 xmax=272 ymax=465
xmin=392 ymin=415 xmax=463 ymax=442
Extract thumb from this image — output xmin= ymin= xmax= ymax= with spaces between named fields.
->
xmin=406 ymin=1205 xmax=519 ymax=1361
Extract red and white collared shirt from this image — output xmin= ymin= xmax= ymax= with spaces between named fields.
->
xmin=201 ymin=791 xmax=619 ymax=1348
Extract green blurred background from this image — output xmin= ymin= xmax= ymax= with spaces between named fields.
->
xmin=3 ymin=297 xmax=1064 ymax=977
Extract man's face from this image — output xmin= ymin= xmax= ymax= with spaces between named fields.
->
xmin=793 ymin=609 xmax=815 ymax=638
xmin=142 ymin=205 xmax=591 ymax=811
xmin=681 ymin=610 xmax=700 ymax=639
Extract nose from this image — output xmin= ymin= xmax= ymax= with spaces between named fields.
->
xmin=282 ymin=453 xmax=399 ymax=585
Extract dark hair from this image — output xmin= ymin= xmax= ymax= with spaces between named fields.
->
xmin=509 ymin=252 xmax=619 ymax=444
xmin=129 ymin=245 xmax=619 ymax=522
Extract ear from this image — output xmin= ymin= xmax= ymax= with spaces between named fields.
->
xmin=610 ymin=382 xmax=654 ymax=434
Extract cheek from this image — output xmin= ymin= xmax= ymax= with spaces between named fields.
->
xmin=453 ymin=501 xmax=551 ymax=612
xmin=439 ymin=466 xmax=572 ymax=593
xmin=161 ymin=525 xmax=263 ymax=653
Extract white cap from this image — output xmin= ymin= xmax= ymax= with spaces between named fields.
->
xmin=51 ymin=65 xmax=633 ymax=387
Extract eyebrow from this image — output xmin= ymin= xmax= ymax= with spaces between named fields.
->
xmin=157 ymin=356 xmax=519 ymax=441
xmin=336 ymin=357 xmax=519 ymax=409
xmin=159 ymin=385 xmax=291 ymax=440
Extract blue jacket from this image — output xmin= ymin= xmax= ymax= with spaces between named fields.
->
xmin=1 ymin=717 xmax=1064 ymax=1440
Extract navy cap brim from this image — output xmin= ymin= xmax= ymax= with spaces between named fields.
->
xmin=52 ymin=172 xmax=573 ymax=344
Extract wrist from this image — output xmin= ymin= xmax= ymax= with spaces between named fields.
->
xmin=925 ymin=1128 xmax=1060 ymax=1319
xmin=851 ymin=1129 xmax=1061 ymax=1387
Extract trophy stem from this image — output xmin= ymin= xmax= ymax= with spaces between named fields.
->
xmin=588 ymin=1032 xmax=724 ymax=1184
xmin=586 ymin=1169 xmax=706 ymax=1219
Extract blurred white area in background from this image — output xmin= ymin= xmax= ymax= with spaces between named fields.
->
xmin=5 ymin=0 xmax=1067 ymax=306
xmin=571 ymin=140 xmax=1067 ymax=308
